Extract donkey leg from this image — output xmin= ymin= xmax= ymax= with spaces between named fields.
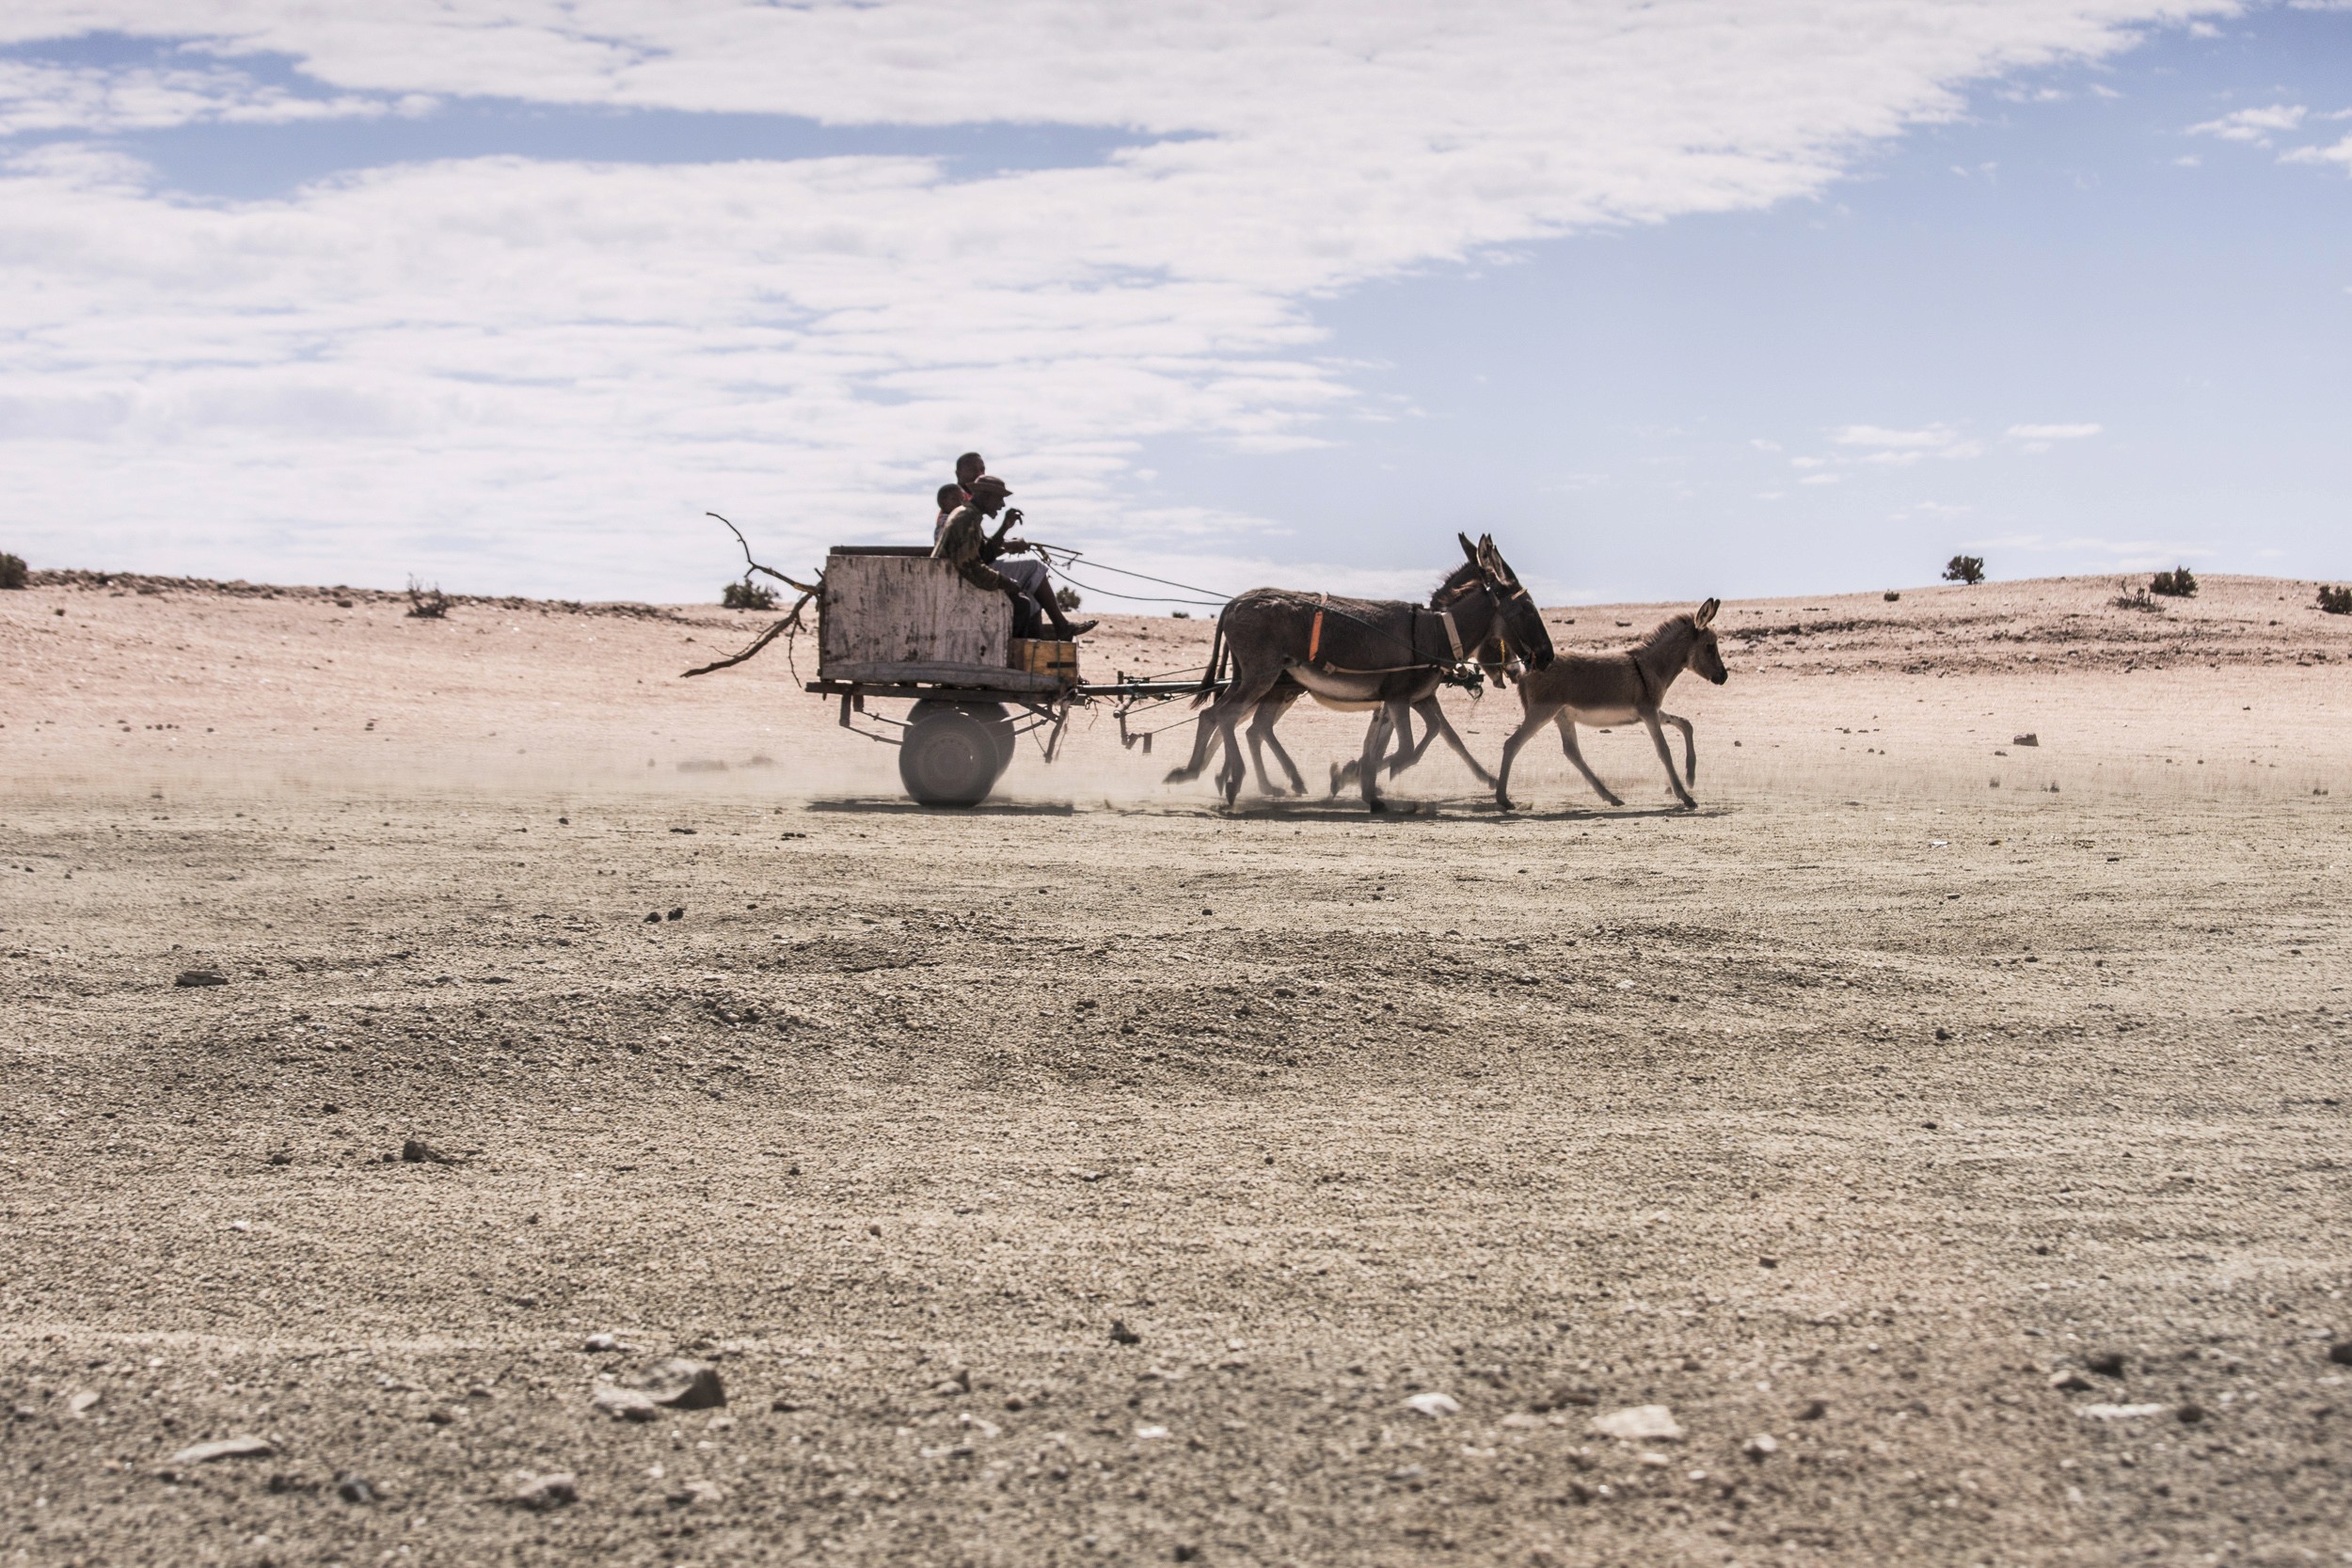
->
xmin=1259 ymin=714 xmax=1311 ymax=797
xmin=1357 ymin=707 xmax=1394 ymax=813
xmin=1661 ymin=710 xmax=1697 ymax=787
xmin=1381 ymin=703 xmax=1433 ymax=779
xmin=1556 ymin=715 xmax=1625 ymax=807
xmin=1415 ymin=695 xmax=1498 ymax=789
xmin=1249 ymin=693 xmax=1309 ymax=796
xmin=1162 ymin=709 xmax=1222 ymax=784
xmin=1245 ymin=705 xmax=1295 ymax=797
xmin=1493 ymin=703 xmax=1555 ymax=811
xmin=1642 ymin=710 xmax=1697 ymax=808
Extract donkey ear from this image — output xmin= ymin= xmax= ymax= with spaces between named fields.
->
xmin=1694 ymin=597 xmax=1719 ymax=629
xmin=1458 ymin=532 xmax=1481 ymax=564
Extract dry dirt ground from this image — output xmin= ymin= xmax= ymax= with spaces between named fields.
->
xmin=4 ymin=568 xmax=2351 ymax=1567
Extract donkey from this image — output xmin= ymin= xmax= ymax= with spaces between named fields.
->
xmin=1167 ymin=534 xmax=1553 ymax=810
xmin=1213 ymin=578 xmax=1519 ymax=800
xmin=1492 ymin=599 xmax=1727 ymax=812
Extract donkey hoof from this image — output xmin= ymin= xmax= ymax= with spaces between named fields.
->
xmin=1495 ymin=795 xmax=1515 ymax=813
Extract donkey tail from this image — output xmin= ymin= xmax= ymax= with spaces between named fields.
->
xmin=1191 ymin=609 xmax=1231 ymax=707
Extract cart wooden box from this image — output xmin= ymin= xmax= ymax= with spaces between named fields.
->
xmin=798 ymin=546 xmax=1204 ymax=807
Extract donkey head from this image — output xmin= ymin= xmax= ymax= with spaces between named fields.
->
xmin=1687 ymin=596 xmax=1728 ymax=686
xmin=1455 ymin=532 xmax=1554 ymax=672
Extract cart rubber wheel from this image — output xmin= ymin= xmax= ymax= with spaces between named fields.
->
xmin=910 ymin=701 xmax=1016 ymax=782
xmin=899 ymin=709 xmax=1000 ymax=806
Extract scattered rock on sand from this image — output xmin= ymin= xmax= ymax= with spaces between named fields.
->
xmin=1109 ymin=1321 xmax=1141 ymax=1345
xmin=67 ymin=1391 xmax=101 ymax=1418
xmin=666 ymin=1479 xmax=725 ymax=1507
xmin=2047 ymin=1370 xmax=2094 ymax=1393
xmin=399 ymin=1138 xmax=453 ymax=1164
xmin=2086 ymin=1351 xmax=2127 ymax=1378
xmin=1796 ymin=1399 xmax=1829 ymax=1420
xmin=336 ymin=1474 xmax=376 ymax=1504
xmin=1742 ymin=1433 xmax=1778 ymax=1460
xmin=168 ymin=1434 xmax=275 ymax=1465
xmin=2078 ymin=1402 xmax=2168 ymax=1421
xmin=508 ymin=1469 xmax=579 ymax=1510
xmin=174 ymin=969 xmax=229 ymax=988
xmin=1404 ymin=1392 xmax=1460 ymax=1418
xmin=592 ymin=1385 xmax=660 ymax=1422
xmin=583 ymin=1332 xmax=626 ymax=1353
xmin=1591 ymin=1404 xmax=1681 ymax=1442
xmin=634 ymin=1358 xmax=725 ymax=1410
xmin=2328 ymin=1341 xmax=2352 ymax=1367
xmin=2013 ymin=733 xmax=2040 ymax=747
xmin=1531 ymin=1385 xmax=1598 ymax=1412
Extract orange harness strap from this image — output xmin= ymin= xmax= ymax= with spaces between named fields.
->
xmin=1308 ymin=594 xmax=1327 ymax=663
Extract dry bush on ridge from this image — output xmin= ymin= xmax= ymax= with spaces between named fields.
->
xmin=2151 ymin=566 xmax=2199 ymax=598
xmin=722 ymin=580 xmax=778 ymax=610
xmin=0 ymin=551 xmax=25 ymax=590
xmin=1943 ymin=554 xmax=1986 ymax=585
xmin=405 ymin=577 xmax=451 ymax=619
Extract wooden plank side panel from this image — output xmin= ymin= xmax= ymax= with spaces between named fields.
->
xmin=819 ymin=552 xmax=1009 ymax=677
xmin=821 ymin=661 xmax=1068 ymax=691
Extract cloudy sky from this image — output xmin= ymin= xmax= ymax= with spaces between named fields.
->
xmin=1 ymin=1 xmax=2345 ymax=606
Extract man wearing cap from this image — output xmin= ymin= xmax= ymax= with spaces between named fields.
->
xmin=932 ymin=474 xmax=1095 ymax=641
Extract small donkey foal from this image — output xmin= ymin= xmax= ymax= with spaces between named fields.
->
xmin=1493 ymin=598 xmax=1729 ymax=811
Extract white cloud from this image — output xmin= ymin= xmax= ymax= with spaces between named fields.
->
xmin=1832 ymin=423 xmax=1961 ymax=449
xmin=0 ymin=55 xmax=404 ymax=135
xmin=2187 ymin=103 xmax=2306 ymax=143
xmin=1825 ymin=423 xmax=1981 ymax=465
xmin=2281 ymin=135 xmax=2352 ymax=170
xmin=0 ymin=0 xmax=2236 ymax=596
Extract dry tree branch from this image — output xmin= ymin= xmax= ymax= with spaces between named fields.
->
xmin=709 ymin=513 xmax=819 ymax=595
xmin=683 ymin=513 xmax=820 ymax=677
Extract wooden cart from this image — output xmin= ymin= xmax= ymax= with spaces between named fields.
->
xmin=804 ymin=546 xmax=1213 ymax=805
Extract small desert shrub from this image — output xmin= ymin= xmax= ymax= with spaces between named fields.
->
xmin=722 ymin=579 xmax=777 ymax=610
xmin=2150 ymin=566 xmax=2198 ymax=598
xmin=405 ymin=576 xmax=450 ymax=619
xmin=2112 ymin=580 xmax=2161 ymax=612
xmin=1054 ymin=585 xmax=1082 ymax=612
xmin=2319 ymin=584 xmax=2352 ymax=616
xmin=1883 ymin=591 xmax=1900 ymax=602
xmin=1171 ymin=610 xmax=1191 ymax=620
xmin=1943 ymin=554 xmax=1986 ymax=586
xmin=0 ymin=551 xmax=24 ymax=590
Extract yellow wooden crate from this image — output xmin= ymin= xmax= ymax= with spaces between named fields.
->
xmin=1009 ymin=638 xmax=1079 ymax=680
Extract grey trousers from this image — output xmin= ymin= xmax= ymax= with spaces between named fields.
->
xmin=995 ymin=557 xmax=1052 ymax=638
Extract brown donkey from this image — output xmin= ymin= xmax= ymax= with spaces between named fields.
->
xmin=1167 ymin=534 xmax=1553 ymax=811
xmin=1493 ymin=599 xmax=1727 ymax=811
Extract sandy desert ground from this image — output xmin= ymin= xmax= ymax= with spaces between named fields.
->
xmin=4 ymin=565 xmax=2350 ymax=1567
